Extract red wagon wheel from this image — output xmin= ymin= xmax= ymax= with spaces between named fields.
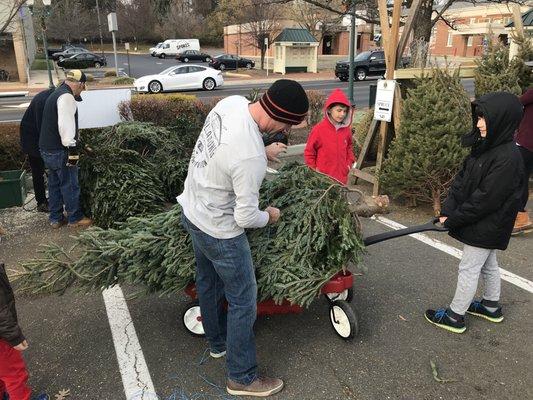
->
xmin=182 ymin=300 xmax=205 ymax=337
xmin=329 ymin=300 xmax=359 ymax=339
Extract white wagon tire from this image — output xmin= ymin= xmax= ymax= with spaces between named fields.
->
xmin=329 ymin=300 xmax=358 ymax=339
xmin=182 ymin=300 xmax=205 ymax=337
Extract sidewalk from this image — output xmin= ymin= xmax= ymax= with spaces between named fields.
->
xmin=0 ymin=69 xmax=66 ymax=95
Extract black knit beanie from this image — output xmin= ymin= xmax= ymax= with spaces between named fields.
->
xmin=259 ymin=79 xmax=309 ymax=125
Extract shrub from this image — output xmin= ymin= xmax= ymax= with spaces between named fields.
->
xmin=113 ymin=77 xmax=134 ymax=85
xmin=0 ymin=123 xmax=25 ymax=171
xmin=85 ymin=73 xmax=94 ymax=82
xmin=104 ymin=70 xmax=117 ymax=77
xmin=34 ymin=51 xmax=46 ymax=60
xmin=31 ymin=59 xmax=53 ymax=70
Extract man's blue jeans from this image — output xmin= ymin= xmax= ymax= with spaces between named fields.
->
xmin=181 ymin=214 xmax=258 ymax=385
xmin=40 ymin=150 xmax=83 ymax=224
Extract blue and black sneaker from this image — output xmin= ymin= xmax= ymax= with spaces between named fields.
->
xmin=31 ymin=394 xmax=50 ymax=400
xmin=467 ymin=300 xmax=504 ymax=323
xmin=425 ymin=308 xmax=466 ymax=334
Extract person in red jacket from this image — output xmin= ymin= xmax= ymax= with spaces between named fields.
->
xmin=513 ymin=88 xmax=533 ymax=234
xmin=304 ymin=89 xmax=356 ymax=185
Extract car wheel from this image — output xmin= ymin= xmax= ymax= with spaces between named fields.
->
xmin=183 ymin=57 xmax=189 ymax=63
xmin=58 ymin=56 xmax=64 ymax=62
xmin=94 ymin=62 xmax=102 ymax=68
xmin=339 ymin=76 xmax=348 ymax=82
xmin=202 ymin=77 xmax=216 ymax=91
xmin=355 ymin=68 xmax=367 ymax=81
xmin=148 ymin=80 xmax=163 ymax=94
xmin=219 ymin=64 xmax=226 ymax=71
xmin=160 ymin=53 xmax=166 ymax=59
xmin=246 ymin=63 xmax=252 ymax=69
xmin=205 ymin=57 xmax=211 ymax=63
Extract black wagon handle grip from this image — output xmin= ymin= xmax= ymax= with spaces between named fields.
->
xmin=363 ymin=218 xmax=448 ymax=247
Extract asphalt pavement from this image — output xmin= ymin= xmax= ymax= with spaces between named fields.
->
xmin=0 ymin=78 xmax=476 ymax=123
xmin=1 ymin=188 xmax=532 ymax=399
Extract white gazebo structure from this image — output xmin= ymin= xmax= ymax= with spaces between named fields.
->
xmin=273 ymin=28 xmax=319 ymax=75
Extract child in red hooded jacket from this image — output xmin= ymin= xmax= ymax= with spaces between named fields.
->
xmin=304 ymin=89 xmax=356 ymax=185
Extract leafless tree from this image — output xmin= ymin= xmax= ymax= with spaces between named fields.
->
xmin=0 ymin=0 xmax=27 ymax=36
xmin=156 ymin=0 xmax=204 ymax=39
xmin=46 ymin=0 xmax=97 ymax=42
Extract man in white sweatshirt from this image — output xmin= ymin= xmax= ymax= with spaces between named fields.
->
xmin=178 ymin=79 xmax=309 ymax=397
xmin=39 ymin=70 xmax=92 ymax=228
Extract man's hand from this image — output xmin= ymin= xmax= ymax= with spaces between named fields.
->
xmin=67 ymin=146 xmax=80 ymax=166
xmin=439 ymin=216 xmax=448 ymax=224
xmin=265 ymin=206 xmax=281 ymax=224
xmin=14 ymin=340 xmax=28 ymax=351
xmin=265 ymin=142 xmax=287 ymax=163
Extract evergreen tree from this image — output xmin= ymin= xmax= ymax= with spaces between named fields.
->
xmin=379 ymin=68 xmax=471 ymax=215
xmin=509 ymin=34 xmax=533 ymax=93
xmin=474 ymin=42 xmax=521 ymax=98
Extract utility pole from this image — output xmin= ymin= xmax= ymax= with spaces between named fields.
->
xmin=348 ymin=0 xmax=357 ymax=106
xmin=107 ymin=12 xmax=119 ymax=76
xmin=95 ymin=0 xmax=105 ymax=57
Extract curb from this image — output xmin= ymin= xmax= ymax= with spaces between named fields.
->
xmin=0 ymin=91 xmax=29 ymax=98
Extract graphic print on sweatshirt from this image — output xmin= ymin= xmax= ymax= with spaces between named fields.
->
xmin=191 ymin=111 xmax=222 ymax=168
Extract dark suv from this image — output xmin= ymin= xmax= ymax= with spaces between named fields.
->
xmin=335 ymin=50 xmax=409 ymax=81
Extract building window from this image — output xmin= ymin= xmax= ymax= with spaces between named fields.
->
xmin=447 ymin=32 xmax=453 ymax=47
xmin=467 ymin=36 xmax=473 ymax=47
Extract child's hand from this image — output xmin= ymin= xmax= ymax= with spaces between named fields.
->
xmin=14 ymin=340 xmax=28 ymax=351
xmin=265 ymin=142 xmax=288 ymax=163
xmin=439 ymin=216 xmax=448 ymax=224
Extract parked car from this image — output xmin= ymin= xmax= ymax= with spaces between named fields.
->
xmin=52 ymin=47 xmax=89 ymax=62
xmin=153 ymin=39 xmax=200 ymax=58
xmin=208 ymin=54 xmax=255 ymax=70
xmin=134 ymin=65 xmax=223 ymax=93
xmin=335 ymin=50 xmax=410 ymax=81
xmin=57 ymin=53 xmax=107 ymax=69
xmin=46 ymin=43 xmax=86 ymax=58
xmin=176 ymin=50 xmax=212 ymax=63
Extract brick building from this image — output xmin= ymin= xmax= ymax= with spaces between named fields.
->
xmin=431 ymin=2 xmax=532 ymax=58
xmin=224 ymin=17 xmax=377 ymax=57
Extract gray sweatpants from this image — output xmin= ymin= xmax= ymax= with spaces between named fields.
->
xmin=449 ymin=244 xmax=501 ymax=315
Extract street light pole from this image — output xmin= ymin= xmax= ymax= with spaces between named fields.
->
xmin=348 ymin=0 xmax=357 ymax=106
xmin=28 ymin=0 xmax=54 ymax=90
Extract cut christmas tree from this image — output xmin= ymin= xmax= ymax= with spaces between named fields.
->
xmin=379 ymin=67 xmax=471 ymax=215
xmin=474 ymin=41 xmax=522 ymax=98
xmin=14 ymin=163 xmax=365 ymax=308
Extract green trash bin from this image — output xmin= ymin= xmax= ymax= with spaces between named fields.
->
xmin=369 ymin=83 xmax=377 ymax=108
xmin=0 ymin=170 xmax=27 ymax=209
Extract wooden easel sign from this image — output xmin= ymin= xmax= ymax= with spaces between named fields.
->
xmin=374 ymin=80 xmax=396 ymax=123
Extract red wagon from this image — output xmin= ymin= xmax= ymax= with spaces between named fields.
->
xmin=182 ymin=219 xmax=446 ymax=340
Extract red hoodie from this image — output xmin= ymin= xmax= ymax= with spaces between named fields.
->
xmin=304 ymin=89 xmax=356 ymax=184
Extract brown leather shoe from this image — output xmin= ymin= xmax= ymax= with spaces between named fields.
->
xmin=50 ymin=219 xmax=66 ymax=229
xmin=68 ymin=217 xmax=93 ymax=228
xmin=512 ymin=211 xmax=533 ymax=235
xmin=227 ymin=376 xmax=284 ymax=397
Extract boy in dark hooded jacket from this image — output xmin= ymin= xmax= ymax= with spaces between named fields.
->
xmin=304 ymin=89 xmax=356 ymax=185
xmin=425 ymin=92 xmax=524 ymax=334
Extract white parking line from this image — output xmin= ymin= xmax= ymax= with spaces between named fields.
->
xmin=371 ymin=215 xmax=533 ymax=294
xmin=103 ymin=285 xmax=157 ymax=400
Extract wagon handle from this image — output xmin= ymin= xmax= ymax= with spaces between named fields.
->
xmin=363 ymin=218 xmax=448 ymax=247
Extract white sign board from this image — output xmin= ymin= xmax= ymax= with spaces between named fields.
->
xmin=373 ymin=80 xmax=396 ymax=122
xmin=125 ymin=42 xmax=130 ymax=50
xmin=107 ymin=12 xmax=118 ymax=32
xmin=77 ymin=89 xmax=131 ymax=129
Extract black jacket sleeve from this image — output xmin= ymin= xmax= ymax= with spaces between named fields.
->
xmin=441 ymin=160 xmax=466 ymax=216
xmin=444 ymin=157 xmax=518 ymax=230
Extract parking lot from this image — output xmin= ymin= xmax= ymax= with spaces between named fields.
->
xmin=2 ymin=197 xmax=532 ymax=400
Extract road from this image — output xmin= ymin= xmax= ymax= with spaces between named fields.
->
xmin=0 ymin=78 xmax=476 ymax=123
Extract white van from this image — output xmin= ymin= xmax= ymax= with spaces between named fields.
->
xmin=149 ymin=42 xmax=163 ymax=56
xmin=153 ymin=39 xmax=200 ymax=58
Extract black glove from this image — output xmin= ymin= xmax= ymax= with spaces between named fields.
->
xmin=262 ymin=132 xmax=288 ymax=147
xmin=67 ymin=146 xmax=80 ymax=166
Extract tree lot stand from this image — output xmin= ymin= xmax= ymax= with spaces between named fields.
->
xmin=273 ymin=28 xmax=319 ymax=74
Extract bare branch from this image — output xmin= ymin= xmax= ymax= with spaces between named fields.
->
xmin=0 ymin=0 xmax=27 ymax=36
